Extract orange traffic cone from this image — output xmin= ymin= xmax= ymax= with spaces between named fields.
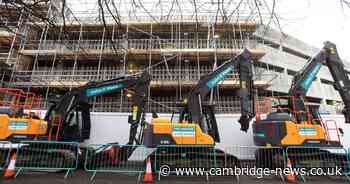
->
xmin=4 ymin=153 xmax=16 ymax=178
xmin=143 ymin=157 xmax=154 ymax=183
xmin=286 ymin=158 xmax=296 ymax=182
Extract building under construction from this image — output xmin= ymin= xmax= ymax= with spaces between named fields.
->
xmin=0 ymin=0 xmax=346 ymax=115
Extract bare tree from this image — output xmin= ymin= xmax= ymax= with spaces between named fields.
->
xmin=341 ymin=0 xmax=350 ymax=9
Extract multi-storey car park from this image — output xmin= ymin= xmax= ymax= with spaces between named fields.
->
xmin=0 ymin=0 xmax=349 ymax=145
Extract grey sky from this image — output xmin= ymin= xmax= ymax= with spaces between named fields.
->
xmin=275 ymin=0 xmax=350 ymax=60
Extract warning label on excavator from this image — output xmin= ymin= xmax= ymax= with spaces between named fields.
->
xmin=172 ymin=127 xmax=195 ymax=137
xmin=8 ymin=121 xmax=28 ymax=130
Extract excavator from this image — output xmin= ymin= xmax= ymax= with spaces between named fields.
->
xmin=0 ymin=71 xmax=151 ymax=143
xmin=0 ymin=88 xmax=47 ymax=141
xmin=44 ymin=71 xmax=151 ymax=143
xmin=0 ymin=71 xmax=151 ymax=173
xmin=85 ymin=49 xmax=256 ymax=170
xmin=143 ymin=48 xmax=255 ymax=147
xmin=108 ymin=48 xmax=256 ymax=174
xmin=253 ymin=41 xmax=350 ymax=147
xmin=252 ymin=41 xmax=350 ymax=170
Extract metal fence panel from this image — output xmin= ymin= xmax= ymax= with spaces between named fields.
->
xmin=154 ymin=145 xmax=217 ymax=181
xmin=15 ymin=141 xmax=79 ymax=178
xmin=84 ymin=144 xmax=151 ymax=181
xmin=0 ymin=141 xmax=12 ymax=170
xmin=285 ymin=146 xmax=349 ymax=182
xmin=224 ymin=146 xmax=285 ymax=182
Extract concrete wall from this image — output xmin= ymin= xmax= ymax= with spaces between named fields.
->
xmin=257 ymin=44 xmax=341 ymax=101
xmin=253 ymin=25 xmax=350 ymax=103
xmin=254 ymin=26 xmax=320 ymax=57
xmin=85 ymin=112 xmax=254 ymax=146
xmin=255 ymin=26 xmax=350 ymax=68
xmin=85 ymin=112 xmax=350 ymax=149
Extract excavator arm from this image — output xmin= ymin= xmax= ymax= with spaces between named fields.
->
xmin=288 ymin=41 xmax=350 ymax=123
xmin=44 ymin=71 xmax=151 ymax=142
xmin=185 ymin=49 xmax=255 ymax=132
xmin=287 ymin=47 xmax=325 ymax=121
xmin=323 ymin=41 xmax=350 ymax=123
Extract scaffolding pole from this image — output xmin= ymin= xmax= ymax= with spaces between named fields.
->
xmin=92 ymin=27 xmax=106 ymax=112
xmin=70 ymin=23 xmax=84 ymax=90
xmin=30 ymin=3 xmax=52 ymax=92
xmin=119 ymin=24 xmax=128 ymax=112
xmin=6 ymin=9 xmax=24 ymax=66
xmin=147 ymin=23 xmax=153 ymax=111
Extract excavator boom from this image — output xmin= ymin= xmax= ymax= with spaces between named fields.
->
xmin=147 ymin=49 xmax=255 ymax=147
xmin=45 ymin=71 xmax=151 ymax=142
xmin=323 ymin=41 xmax=350 ymax=123
xmin=185 ymin=49 xmax=255 ymax=132
xmin=288 ymin=41 xmax=350 ymax=123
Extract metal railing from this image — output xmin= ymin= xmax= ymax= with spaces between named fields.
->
xmin=27 ymin=95 xmax=270 ymax=114
xmin=14 ymin=68 xmax=217 ymax=82
xmin=0 ymin=141 xmax=12 ymax=171
xmin=22 ymin=39 xmax=258 ymax=51
xmin=13 ymin=68 xmax=276 ymax=86
xmin=154 ymin=145 xmax=217 ymax=181
xmin=224 ymin=146 xmax=285 ymax=182
xmin=91 ymin=96 xmax=267 ymax=114
xmin=285 ymin=146 xmax=348 ymax=182
xmin=15 ymin=141 xmax=80 ymax=178
xmin=0 ymin=141 xmax=348 ymax=182
xmin=84 ymin=144 xmax=151 ymax=181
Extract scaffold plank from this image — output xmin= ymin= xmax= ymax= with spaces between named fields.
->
xmin=20 ymin=48 xmax=266 ymax=60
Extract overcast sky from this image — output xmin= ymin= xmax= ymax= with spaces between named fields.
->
xmin=274 ymin=0 xmax=350 ymax=61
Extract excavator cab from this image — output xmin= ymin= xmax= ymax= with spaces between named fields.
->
xmin=146 ymin=114 xmax=216 ymax=146
xmin=44 ymin=91 xmax=91 ymax=142
xmin=177 ymin=103 xmax=220 ymax=142
xmin=144 ymin=103 xmax=219 ymax=147
xmin=253 ymin=96 xmax=330 ymax=146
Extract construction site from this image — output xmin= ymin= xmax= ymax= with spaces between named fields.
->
xmin=0 ymin=0 xmax=350 ymax=183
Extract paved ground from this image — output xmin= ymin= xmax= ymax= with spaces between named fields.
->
xmin=0 ymin=171 xmax=348 ymax=184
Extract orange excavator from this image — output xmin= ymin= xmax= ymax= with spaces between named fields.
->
xmin=253 ymin=41 xmax=349 ymax=147
xmin=0 ymin=88 xmax=47 ymax=141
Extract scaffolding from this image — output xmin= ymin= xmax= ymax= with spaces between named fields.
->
xmin=0 ymin=0 xmax=280 ymax=113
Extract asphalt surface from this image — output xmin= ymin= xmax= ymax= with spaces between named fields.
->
xmin=0 ymin=171 xmax=348 ymax=184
